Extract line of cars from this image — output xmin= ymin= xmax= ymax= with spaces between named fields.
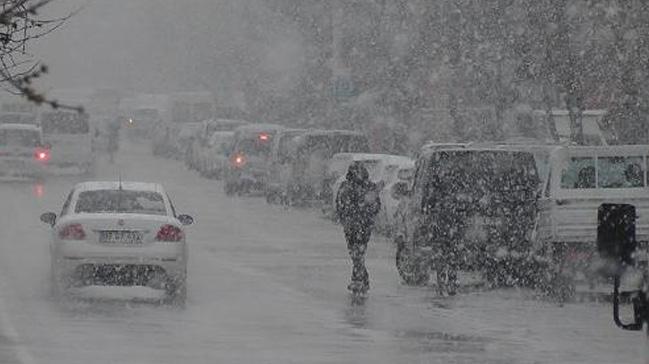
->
xmin=159 ymin=117 xmax=649 ymax=300
xmin=392 ymin=141 xmax=649 ymax=299
xmin=176 ymin=122 xmax=417 ymax=234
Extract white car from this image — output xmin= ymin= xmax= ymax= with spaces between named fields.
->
xmin=40 ymin=181 xmax=193 ymax=305
xmin=0 ymin=123 xmax=50 ymax=180
xmin=375 ymin=160 xmax=415 ymax=235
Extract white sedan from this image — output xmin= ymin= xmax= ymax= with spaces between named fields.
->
xmin=40 ymin=181 xmax=193 ymax=305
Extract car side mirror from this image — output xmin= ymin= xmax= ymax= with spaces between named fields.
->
xmin=391 ymin=182 xmax=410 ymax=200
xmin=40 ymin=212 xmax=56 ymax=226
xmin=177 ymin=214 xmax=194 ymax=226
xmin=597 ymin=203 xmax=637 ymax=277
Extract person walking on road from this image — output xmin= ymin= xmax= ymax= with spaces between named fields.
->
xmin=336 ymin=162 xmax=381 ymax=293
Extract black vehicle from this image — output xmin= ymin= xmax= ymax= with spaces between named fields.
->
xmin=393 ymin=146 xmax=543 ymax=294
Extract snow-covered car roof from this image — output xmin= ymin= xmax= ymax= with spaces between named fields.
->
xmin=0 ymin=123 xmax=41 ymax=132
xmin=419 ymin=145 xmax=539 ymax=160
xmin=72 ymin=181 xmax=165 ymax=194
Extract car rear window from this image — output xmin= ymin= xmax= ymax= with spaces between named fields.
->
xmin=0 ymin=129 xmax=40 ymax=147
xmin=422 ymin=150 xmax=540 ymax=211
xmin=41 ymin=112 xmax=89 ymax=134
xmin=74 ymin=190 xmax=167 ymax=215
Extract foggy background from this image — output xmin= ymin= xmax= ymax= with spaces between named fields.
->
xmin=33 ymin=1 xmax=303 ymax=110
xmin=29 ymin=1 xmax=649 ymax=149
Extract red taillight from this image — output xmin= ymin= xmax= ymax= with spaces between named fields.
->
xmin=258 ymin=133 xmax=269 ymax=141
xmin=34 ymin=148 xmax=50 ymax=162
xmin=231 ymin=153 xmax=246 ymax=168
xmin=156 ymin=224 xmax=184 ymax=242
xmin=58 ymin=223 xmax=86 ymax=240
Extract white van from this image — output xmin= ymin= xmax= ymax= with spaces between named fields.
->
xmin=536 ymin=145 xmax=649 ymax=291
xmin=40 ymin=110 xmax=94 ymax=173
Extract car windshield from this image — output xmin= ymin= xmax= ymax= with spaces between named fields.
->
xmin=0 ymin=129 xmax=40 ymax=147
xmin=74 ymin=190 xmax=167 ymax=215
xmin=41 ymin=112 xmax=89 ymax=134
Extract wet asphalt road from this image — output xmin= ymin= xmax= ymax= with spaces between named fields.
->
xmin=0 ymin=140 xmax=645 ymax=364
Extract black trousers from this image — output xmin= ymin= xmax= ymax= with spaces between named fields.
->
xmin=344 ymin=227 xmax=371 ymax=286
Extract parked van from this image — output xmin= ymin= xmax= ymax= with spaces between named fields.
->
xmin=536 ymin=145 xmax=649 ymax=291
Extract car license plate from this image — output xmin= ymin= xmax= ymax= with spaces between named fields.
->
xmin=99 ymin=230 xmax=143 ymax=244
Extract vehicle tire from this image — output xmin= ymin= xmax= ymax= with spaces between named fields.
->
xmin=396 ymin=240 xmax=429 ymax=286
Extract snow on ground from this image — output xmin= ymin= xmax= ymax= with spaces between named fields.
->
xmin=0 ymin=140 xmax=645 ymax=363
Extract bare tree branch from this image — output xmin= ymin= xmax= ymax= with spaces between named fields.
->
xmin=0 ymin=0 xmax=81 ymax=112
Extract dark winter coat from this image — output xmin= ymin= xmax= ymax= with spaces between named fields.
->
xmin=335 ymin=162 xmax=381 ymax=233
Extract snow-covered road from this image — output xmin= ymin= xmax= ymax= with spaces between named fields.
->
xmin=0 ymin=141 xmax=646 ymax=364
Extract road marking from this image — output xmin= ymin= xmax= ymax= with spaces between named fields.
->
xmin=0 ymin=277 xmax=37 ymax=364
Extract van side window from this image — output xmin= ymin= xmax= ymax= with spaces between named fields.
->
xmin=60 ymin=191 xmax=74 ymax=216
xmin=561 ymin=157 xmax=595 ymax=189
xmin=598 ymin=156 xmax=645 ymax=188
